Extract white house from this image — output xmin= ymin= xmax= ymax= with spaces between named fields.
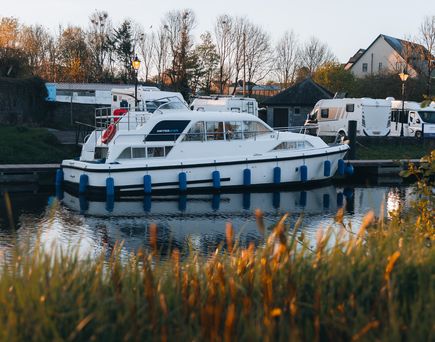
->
xmin=345 ymin=34 xmax=433 ymax=78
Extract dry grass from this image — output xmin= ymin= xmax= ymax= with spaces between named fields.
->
xmin=0 ymin=198 xmax=433 ymax=341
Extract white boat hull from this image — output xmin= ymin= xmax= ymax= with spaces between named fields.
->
xmin=61 ymin=145 xmax=348 ymax=196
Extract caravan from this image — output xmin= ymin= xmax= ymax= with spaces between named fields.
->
xmin=305 ymin=98 xmax=391 ymax=138
xmin=111 ymin=86 xmax=186 ymax=113
xmin=390 ymin=101 xmax=435 ymax=138
xmin=190 ymin=96 xmax=258 ymax=116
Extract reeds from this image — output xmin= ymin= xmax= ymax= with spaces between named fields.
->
xmin=0 ymin=199 xmax=433 ymax=342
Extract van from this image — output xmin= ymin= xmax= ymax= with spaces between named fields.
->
xmin=305 ymin=98 xmax=391 ymax=138
xmin=190 ymin=96 xmax=258 ymax=116
xmin=390 ymin=101 xmax=435 ymax=138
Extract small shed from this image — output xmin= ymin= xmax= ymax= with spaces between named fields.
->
xmin=262 ymin=78 xmax=333 ymax=128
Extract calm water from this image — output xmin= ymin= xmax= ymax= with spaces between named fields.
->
xmin=0 ymin=184 xmax=413 ymax=258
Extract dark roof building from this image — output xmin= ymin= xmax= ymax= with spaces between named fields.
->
xmin=262 ymin=78 xmax=333 ymax=128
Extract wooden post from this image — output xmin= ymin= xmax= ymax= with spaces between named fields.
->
xmin=348 ymin=120 xmax=357 ymax=160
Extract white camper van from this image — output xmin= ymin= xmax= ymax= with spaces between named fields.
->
xmin=305 ymin=98 xmax=391 ymax=137
xmin=111 ymin=86 xmax=186 ymax=113
xmin=190 ymin=96 xmax=258 ymax=116
xmin=390 ymin=101 xmax=435 ymax=138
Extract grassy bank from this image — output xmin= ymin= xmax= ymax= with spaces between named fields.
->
xmin=355 ymin=139 xmax=434 ymax=160
xmin=0 ymin=126 xmax=78 ymax=164
xmin=0 ymin=156 xmax=434 ymax=341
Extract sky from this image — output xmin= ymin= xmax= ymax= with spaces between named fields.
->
xmin=3 ymin=0 xmax=435 ymax=62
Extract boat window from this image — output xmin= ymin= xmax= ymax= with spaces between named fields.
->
xmin=247 ymin=102 xmax=254 ymax=114
xmin=147 ymin=147 xmax=165 ymax=158
xmin=183 ymin=121 xmax=205 ymax=141
xmin=145 ymin=120 xmax=190 ymax=141
xmin=165 ymin=146 xmax=173 ymax=156
xmin=132 ymin=148 xmax=146 ymax=158
xmin=118 ymin=147 xmax=132 ymax=159
xmin=346 ymin=104 xmax=355 ymax=112
xmin=231 ymin=107 xmax=240 ymax=112
xmin=206 ymin=121 xmax=224 ymax=141
xmin=273 ymin=141 xmax=313 ymax=150
xmin=94 ymin=147 xmax=108 ymax=160
xmin=224 ymin=121 xmax=243 ymax=140
xmin=321 ymin=109 xmax=329 ymax=118
xmin=243 ymin=121 xmax=271 ymax=139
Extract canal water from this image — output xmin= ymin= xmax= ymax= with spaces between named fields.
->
xmin=0 ymin=183 xmax=413 ymax=258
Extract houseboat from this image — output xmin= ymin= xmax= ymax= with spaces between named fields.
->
xmin=59 ymin=95 xmax=350 ymax=197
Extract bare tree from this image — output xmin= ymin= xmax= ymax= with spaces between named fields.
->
xmin=418 ymin=15 xmax=435 ymax=95
xmin=87 ymin=10 xmax=112 ymax=81
xmin=244 ymin=22 xmax=272 ymax=93
xmin=137 ymin=28 xmax=155 ymax=83
xmin=161 ymin=9 xmax=196 ymax=98
xmin=274 ymin=30 xmax=300 ymax=87
xmin=152 ymin=25 xmax=169 ymax=86
xmin=229 ymin=17 xmax=248 ymax=95
xmin=214 ymin=15 xmax=234 ymax=94
xmin=300 ymin=36 xmax=335 ymax=75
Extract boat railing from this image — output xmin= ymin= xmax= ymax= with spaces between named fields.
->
xmin=273 ymin=125 xmax=318 ymax=134
xmin=95 ymin=106 xmax=151 ymax=132
xmin=113 ymin=129 xmax=294 ymax=145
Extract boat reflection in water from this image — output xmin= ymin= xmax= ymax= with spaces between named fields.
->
xmin=59 ymin=185 xmax=351 ymax=257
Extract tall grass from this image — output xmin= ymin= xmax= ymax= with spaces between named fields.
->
xmin=0 ymin=154 xmax=434 ymax=341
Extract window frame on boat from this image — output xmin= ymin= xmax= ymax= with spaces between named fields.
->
xmin=117 ymin=146 xmax=173 ymax=160
xmin=182 ymin=120 xmax=271 ymax=142
xmin=272 ymin=140 xmax=313 ymax=151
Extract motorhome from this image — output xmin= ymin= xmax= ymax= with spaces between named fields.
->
xmin=390 ymin=101 xmax=435 ymax=138
xmin=305 ymin=98 xmax=391 ymax=138
xmin=190 ymin=96 xmax=258 ymax=116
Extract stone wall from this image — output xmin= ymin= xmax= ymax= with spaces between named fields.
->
xmin=46 ymin=102 xmax=105 ymax=129
xmin=0 ymin=77 xmax=48 ymax=125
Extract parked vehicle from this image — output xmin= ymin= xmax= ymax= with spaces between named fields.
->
xmin=60 ymin=92 xmax=349 ymax=197
xmin=111 ymin=86 xmax=186 ymax=113
xmin=305 ymin=98 xmax=391 ymax=138
xmin=190 ymin=96 xmax=258 ymax=116
xmin=390 ymin=101 xmax=435 ymax=138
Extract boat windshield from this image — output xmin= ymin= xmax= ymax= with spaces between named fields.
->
xmin=418 ymin=110 xmax=435 ymax=124
xmin=146 ymin=96 xmax=188 ymax=113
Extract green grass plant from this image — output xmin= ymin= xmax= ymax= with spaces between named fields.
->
xmin=0 ymin=126 xmax=78 ymax=164
xmin=0 ymin=154 xmax=434 ymax=341
xmin=355 ymin=139 xmax=434 ymax=160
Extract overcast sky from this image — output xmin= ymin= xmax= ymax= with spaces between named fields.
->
xmin=3 ymin=0 xmax=434 ymax=62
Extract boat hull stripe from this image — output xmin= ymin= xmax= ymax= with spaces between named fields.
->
xmin=62 ymin=148 xmax=347 ymax=173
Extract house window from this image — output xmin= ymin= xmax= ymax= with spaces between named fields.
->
xmin=320 ymin=108 xmax=329 ymax=118
xmin=362 ymin=63 xmax=368 ymax=72
xmin=294 ymin=107 xmax=301 ymax=115
xmin=346 ymin=104 xmax=355 ymax=112
xmin=378 ymin=62 xmax=383 ymax=72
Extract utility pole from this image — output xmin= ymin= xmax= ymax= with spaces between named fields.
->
xmin=243 ymin=31 xmax=246 ymax=97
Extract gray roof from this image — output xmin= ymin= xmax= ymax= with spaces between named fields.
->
xmin=46 ymin=83 xmax=139 ymax=91
xmin=349 ymin=34 xmax=432 ymax=72
xmin=262 ymin=78 xmax=333 ymax=106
